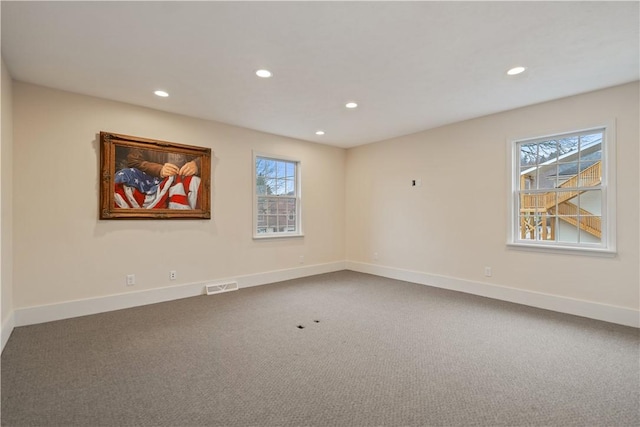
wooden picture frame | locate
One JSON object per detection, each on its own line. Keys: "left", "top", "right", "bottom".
{"left": 100, "top": 132, "right": 211, "bottom": 219}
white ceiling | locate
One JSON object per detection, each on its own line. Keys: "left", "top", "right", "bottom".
{"left": 2, "top": 2, "right": 638, "bottom": 148}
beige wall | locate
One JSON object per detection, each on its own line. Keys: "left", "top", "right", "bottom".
{"left": 346, "top": 82, "right": 639, "bottom": 310}
{"left": 9, "top": 80, "right": 639, "bottom": 317}
{"left": 12, "top": 83, "right": 345, "bottom": 308}
{"left": 1, "top": 59, "right": 14, "bottom": 327}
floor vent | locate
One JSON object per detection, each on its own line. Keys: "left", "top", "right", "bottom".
{"left": 205, "top": 281, "right": 239, "bottom": 296}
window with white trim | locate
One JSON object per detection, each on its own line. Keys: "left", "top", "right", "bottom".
{"left": 253, "top": 153, "right": 302, "bottom": 238}
{"left": 509, "top": 126, "right": 616, "bottom": 253}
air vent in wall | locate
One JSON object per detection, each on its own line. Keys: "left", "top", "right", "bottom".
{"left": 205, "top": 281, "right": 239, "bottom": 296}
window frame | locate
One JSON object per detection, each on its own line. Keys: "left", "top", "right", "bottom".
{"left": 507, "top": 123, "right": 616, "bottom": 256}
{"left": 252, "top": 151, "right": 303, "bottom": 239}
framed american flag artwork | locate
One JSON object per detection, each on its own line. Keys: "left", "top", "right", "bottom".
{"left": 99, "top": 132, "right": 211, "bottom": 219}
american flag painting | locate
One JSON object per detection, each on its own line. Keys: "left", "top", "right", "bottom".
{"left": 100, "top": 131, "right": 211, "bottom": 219}
{"left": 114, "top": 168, "right": 201, "bottom": 210}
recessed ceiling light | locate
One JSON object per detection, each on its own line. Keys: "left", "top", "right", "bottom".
{"left": 345, "top": 102, "right": 358, "bottom": 109}
{"left": 315, "top": 130, "right": 325, "bottom": 136}
{"left": 154, "top": 90, "right": 169, "bottom": 97}
{"left": 256, "top": 69, "right": 272, "bottom": 78}
{"left": 507, "top": 66, "right": 526, "bottom": 76}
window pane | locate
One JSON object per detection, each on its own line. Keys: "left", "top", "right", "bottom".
{"left": 519, "top": 172, "right": 534, "bottom": 190}
{"left": 579, "top": 161, "right": 601, "bottom": 187}
{"left": 580, "top": 133, "right": 603, "bottom": 154}
{"left": 256, "top": 157, "right": 279, "bottom": 196}
{"left": 286, "top": 198, "right": 296, "bottom": 215}
{"left": 285, "top": 179, "right": 295, "bottom": 195}
{"left": 519, "top": 143, "right": 540, "bottom": 168}
{"left": 287, "top": 199, "right": 297, "bottom": 231}
{"left": 286, "top": 162, "right": 295, "bottom": 179}
{"left": 257, "top": 197, "right": 268, "bottom": 214}
{"left": 521, "top": 170, "right": 542, "bottom": 190}
{"left": 579, "top": 230, "right": 601, "bottom": 244}
{"left": 538, "top": 140, "right": 560, "bottom": 163}
{"left": 547, "top": 216, "right": 558, "bottom": 240}
{"left": 519, "top": 192, "right": 547, "bottom": 213}
{"left": 257, "top": 158, "right": 275, "bottom": 178}
{"left": 271, "top": 178, "right": 282, "bottom": 195}
{"left": 267, "top": 215, "right": 278, "bottom": 232}
{"left": 556, "top": 191, "right": 582, "bottom": 215}
{"left": 256, "top": 158, "right": 266, "bottom": 176}
{"left": 557, "top": 217, "right": 579, "bottom": 243}
{"left": 521, "top": 212, "right": 552, "bottom": 241}
{"left": 277, "top": 215, "right": 288, "bottom": 232}
{"left": 577, "top": 190, "right": 601, "bottom": 216}
{"left": 578, "top": 214, "right": 602, "bottom": 243}
{"left": 557, "top": 136, "right": 580, "bottom": 157}
{"left": 536, "top": 164, "right": 558, "bottom": 189}
{"left": 268, "top": 160, "right": 278, "bottom": 178}
{"left": 519, "top": 214, "right": 556, "bottom": 241}
{"left": 557, "top": 162, "right": 579, "bottom": 187}
{"left": 539, "top": 214, "right": 552, "bottom": 240}
{"left": 270, "top": 179, "right": 277, "bottom": 196}
{"left": 519, "top": 214, "right": 543, "bottom": 240}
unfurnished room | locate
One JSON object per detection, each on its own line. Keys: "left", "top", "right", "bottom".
{"left": 0, "top": 2, "right": 638, "bottom": 426}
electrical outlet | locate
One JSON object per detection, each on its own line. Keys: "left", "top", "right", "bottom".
{"left": 126, "top": 274, "right": 135, "bottom": 286}
{"left": 299, "top": 255, "right": 305, "bottom": 264}
{"left": 373, "top": 252, "right": 379, "bottom": 261}
{"left": 484, "top": 267, "right": 492, "bottom": 277}
{"left": 170, "top": 270, "right": 177, "bottom": 280}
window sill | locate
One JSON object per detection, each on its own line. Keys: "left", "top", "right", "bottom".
{"left": 253, "top": 233, "right": 305, "bottom": 240}
{"left": 507, "top": 242, "right": 616, "bottom": 257}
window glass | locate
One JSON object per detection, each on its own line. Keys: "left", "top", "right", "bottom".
{"left": 254, "top": 155, "right": 301, "bottom": 237}
{"left": 511, "top": 128, "right": 612, "bottom": 252}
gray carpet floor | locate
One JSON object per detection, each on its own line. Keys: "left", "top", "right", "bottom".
{"left": 1, "top": 271, "right": 639, "bottom": 426}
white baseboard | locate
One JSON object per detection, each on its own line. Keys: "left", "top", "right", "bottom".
{"left": 346, "top": 261, "right": 640, "bottom": 328}
{"left": 14, "top": 261, "right": 346, "bottom": 327}
{"left": 11, "top": 260, "right": 637, "bottom": 329}
{"left": 1, "top": 311, "right": 15, "bottom": 352}
{"left": 238, "top": 261, "right": 346, "bottom": 288}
